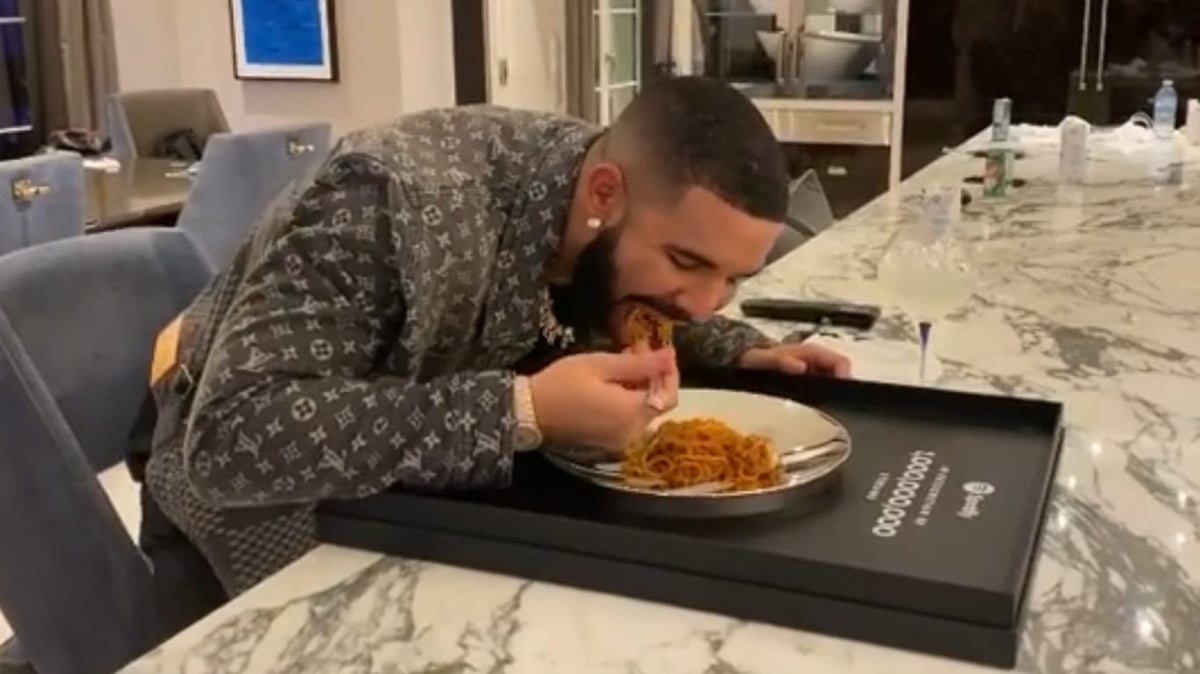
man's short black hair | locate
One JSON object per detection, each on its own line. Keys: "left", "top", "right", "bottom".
{"left": 606, "top": 76, "right": 788, "bottom": 222}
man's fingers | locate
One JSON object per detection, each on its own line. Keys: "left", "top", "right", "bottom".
{"left": 803, "top": 345, "right": 852, "bottom": 377}
{"left": 592, "top": 349, "right": 674, "bottom": 384}
{"left": 658, "top": 357, "right": 680, "bottom": 409}
{"left": 598, "top": 387, "right": 662, "bottom": 446}
{"left": 777, "top": 354, "right": 809, "bottom": 375}
{"left": 832, "top": 355, "right": 852, "bottom": 378}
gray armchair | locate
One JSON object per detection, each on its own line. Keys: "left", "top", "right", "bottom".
{"left": 176, "top": 123, "right": 332, "bottom": 270}
{"left": 104, "top": 88, "right": 230, "bottom": 161}
{"left": 0, "top": 228, "right": 212, "bottom": 674}
{"left": 766, "top": 169, "right": 837, "bottom": 265}
{"left": 0, "top": 153, "right": 85, "bottom": 258}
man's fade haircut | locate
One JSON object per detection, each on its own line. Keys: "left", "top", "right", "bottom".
{"left": 604, "top": 76, "right": 789, "bottom": 222}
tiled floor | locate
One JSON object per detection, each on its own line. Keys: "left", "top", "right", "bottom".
{"left": 0, "top": 465, "right": 141, "bottom": 645}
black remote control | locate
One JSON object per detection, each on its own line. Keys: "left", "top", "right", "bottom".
{"left": 739, "top": 298, "right": 880, "bottom": 331}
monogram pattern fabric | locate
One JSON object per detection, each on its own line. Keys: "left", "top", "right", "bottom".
{"left": 144, "top": 106, "right": 774, "bottom": 594}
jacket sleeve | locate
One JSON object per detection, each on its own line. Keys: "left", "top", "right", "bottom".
{"left": 673, "top": 316, "right": 775, "bottom": 371}
{"left": 181, "top": 154, "right": 517, "bottom": 508}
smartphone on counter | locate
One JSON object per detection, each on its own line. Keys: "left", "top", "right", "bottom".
{"left": 739, "top": 298, "right": 881, "bottom": 331}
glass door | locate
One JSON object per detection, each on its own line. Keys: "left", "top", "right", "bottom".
{"left": 691, "top": 0, "right": 799, "bottom": 96}
{"left": 1073, "top": 0, "right": 1200, "bottom": 126}
{"left": 595, "top": 0, "right": 642, "bottom": 124}
{"left": 689, "top": 0, "right": 893, "bottom": 101}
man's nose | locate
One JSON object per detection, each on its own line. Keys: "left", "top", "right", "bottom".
{"left": 676, "top": 280, "right": 730, "bottom": 321}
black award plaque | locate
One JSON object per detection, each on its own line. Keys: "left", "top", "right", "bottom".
{"left": 318, "top": 371, "right": 1063, "bottom": 668}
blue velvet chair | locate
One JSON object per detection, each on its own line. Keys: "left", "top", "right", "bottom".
{"left": 104, "top": 89, "right": 230, "bottom": 162}
{"left": 0, "top": 228, "right": 212, "bottom": 674}
{"left": 0, "top": 153, "right": 85, "bottom": 258}
{"left": 176, "top": 123, "right": 332, "bottom": 270}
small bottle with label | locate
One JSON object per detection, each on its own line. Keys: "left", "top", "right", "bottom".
{"left": 991, "top": 98, "right": 1012, "bottom": 144}
{"left": 983, "top": 150, "right": 1014, "bottom": 197}
{"left": 1059, "top": 117, "right": 1089, "bottom": 185}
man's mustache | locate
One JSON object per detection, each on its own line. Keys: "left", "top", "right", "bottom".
{"left": 625, "top": 295, "right": 690, "bottom": 323}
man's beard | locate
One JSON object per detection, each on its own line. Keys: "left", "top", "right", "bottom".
{"left": 550, "top": 226, "right": 621, "bottom": 338}
{"left": 550, "top": 226, "right": 686, "bottom": 341}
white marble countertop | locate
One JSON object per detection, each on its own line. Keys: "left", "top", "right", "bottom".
{"left": 121, "top": 134, "right": 1200, "bottom": 674}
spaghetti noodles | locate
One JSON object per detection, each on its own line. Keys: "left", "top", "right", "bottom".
{"left": 624, "top": 304, "right": 674, "bottom": 350}
{"left": 622, "top": 418, "right": 783, "bottom": 491}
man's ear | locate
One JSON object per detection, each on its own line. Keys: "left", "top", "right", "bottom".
{"left": 584, "top": 161, "right": 628, "bottom": 223}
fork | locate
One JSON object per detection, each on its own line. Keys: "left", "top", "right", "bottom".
{"left": 646, "top": 377, "right": 668, "bottom": 411}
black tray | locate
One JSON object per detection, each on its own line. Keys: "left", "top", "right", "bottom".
{"left": 317, "top": 370, "right": 1064, "bottom": 669}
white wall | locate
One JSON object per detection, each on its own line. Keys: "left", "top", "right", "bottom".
{"left": 109, "top": 0, "right": 457, "bottom": 136}
{"left": 395, "top": 1, "right": 457, "bottom": 115}
{"left": 109, "top": 0, "right": 180, "bottom": 90}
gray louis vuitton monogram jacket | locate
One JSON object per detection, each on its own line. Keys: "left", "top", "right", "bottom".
{"left": 144, "top": 106, "right": 774, "bottom": 594}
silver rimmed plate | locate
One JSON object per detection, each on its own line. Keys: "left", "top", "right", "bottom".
{"left": 542, "top": 389, "right": 852, "bottom": 519}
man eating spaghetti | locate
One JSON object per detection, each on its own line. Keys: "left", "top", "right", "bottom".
{"left": 134, "top": 76, "right": 851, "bottom": 634}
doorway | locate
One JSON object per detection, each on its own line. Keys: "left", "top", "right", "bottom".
{"left": 484, "top": 0, "right": 566, "bottom": 113}
{"left": 451, "top": 0, "right": 487, "bottom": 105}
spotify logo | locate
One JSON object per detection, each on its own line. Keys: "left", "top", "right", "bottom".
{"left": 963, "top": 481, "right": 996, "bottom": 496}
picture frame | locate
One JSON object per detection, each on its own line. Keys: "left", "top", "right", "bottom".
{"left": 229, "top": 0, "right": 339, "bottom": 82}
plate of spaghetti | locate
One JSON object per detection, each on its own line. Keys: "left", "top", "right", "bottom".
{"left": 543, "top": 389, "right": 851, "bottom": 518}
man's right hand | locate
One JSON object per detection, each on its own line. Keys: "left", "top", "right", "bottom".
{"left": 530, "top": 350, "right": 679, "bottom": 450}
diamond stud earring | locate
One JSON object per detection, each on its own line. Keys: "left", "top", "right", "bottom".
{"left": 586, "top": 217, "right": 602, "bottom": 230}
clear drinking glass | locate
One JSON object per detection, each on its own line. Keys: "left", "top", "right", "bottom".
{"left": 876, "top": 193, "right": 975, "bottom": 384}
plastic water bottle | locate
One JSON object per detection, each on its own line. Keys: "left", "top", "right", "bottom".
{"left": 1153, "top": 79, "right": 1178, "bottom": 139}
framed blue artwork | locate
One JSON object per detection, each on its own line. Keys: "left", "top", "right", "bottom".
{"left": 229, "top": 0, "right": 338, "bottom": 81}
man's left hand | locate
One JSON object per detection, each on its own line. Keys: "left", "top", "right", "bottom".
{"left": 737, "top": 342, "right": 852, "bottom": 378}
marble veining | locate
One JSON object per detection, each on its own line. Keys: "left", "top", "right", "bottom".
{"left": 122, "top": 134, "right": 1200, "bottom": 673}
